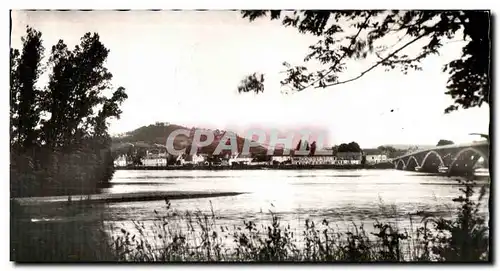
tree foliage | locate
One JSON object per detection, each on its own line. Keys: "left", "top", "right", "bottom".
{"left": 10, "top": 26, "right": 127, "bottom": 197}
{"left": 337, "top": 141, "right": 362, "bottom": 153}
{"left": 239, "top": 10, "right": 490, "bottom": 113}
{"left": 10, "top": 27, "right": 44, "bottom": 151}
{"left": 437, "top": 139, "right": 455, "bottom": 146}
{"left": 421, "top": 179, "right": 489, "bottom": 261}
{"left": 237, "top": 72, "right": 265, "bottom": 94}
{"left": 377, "top": 145, "right": 397, "bottom": 153}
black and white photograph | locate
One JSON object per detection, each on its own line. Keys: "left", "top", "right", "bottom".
{"left": 8, "top": 7, "right": 492, "bottom": 263}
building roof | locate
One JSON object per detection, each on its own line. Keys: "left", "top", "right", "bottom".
{"left": 336, "top": 152, "right": 362, "bottom": 158}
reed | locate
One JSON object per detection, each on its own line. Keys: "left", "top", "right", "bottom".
{"left": 108, "top": 179, "right": 489, "bottom": 262}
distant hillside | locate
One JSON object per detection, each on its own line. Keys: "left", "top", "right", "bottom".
{"left": 112, "top": 123, "right": 187, "bottom": 146}
{"left": 379, "top": 144, "right": 435, "bottom": 150}
{"left": 112, "top": 125, "right": 439, "bottom": 158}
{"left": 112, "top": 122, "right": 268, "bottom": 155}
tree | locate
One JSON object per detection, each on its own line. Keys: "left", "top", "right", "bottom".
{"left": 39, "top": 32, "right": 127, "bottom": 150}
{"left": 337, "top": 143, "right": 348, "bottom": 152}
{"left": 309, "top": 141, "right": 317, "bottom": 156}
{"left": 378, "top": 145, "right": 397, "bottom": 157}
{"left": 347, "top": 141, "right": 361, "bottom": 152}
{"left": 10, "top": 27, "right": 128, "bottom": 197}
{"left": 337, "top": 142, "right": 362, "bottom": 153}
{"left": 437, "top": 139, "right": 455, "bottom": 146}
{"left": 10, "top": 27, "right": 44, "bottom": 151}
{"left": 239, "top": 10, "right": 490, "bottom": 113}
{"left": 237, "top": 72, "right": 265, "bottom": 93}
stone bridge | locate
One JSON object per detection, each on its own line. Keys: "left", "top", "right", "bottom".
{"left": 392, "top": 141, "right": 489, "bottom": 176}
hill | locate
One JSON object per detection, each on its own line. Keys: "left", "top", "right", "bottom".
{"left": 111, "top": 122, "right": 268, "bottom": 156}
{"left": 377, "top": 144, "right": 435, "bottom": 151}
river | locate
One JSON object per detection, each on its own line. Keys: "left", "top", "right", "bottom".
{"left": 16, "top": 168, "right": 490, "bottom": 260}
{"left": 99, "top": 169, "right": 489, "bottom": 239}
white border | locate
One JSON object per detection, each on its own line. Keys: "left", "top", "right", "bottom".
{"left": 2, "top": 1, "right": 499, "bottom": 270}
{"left": 5, "top": 0, "right": 499, "bottom": 10}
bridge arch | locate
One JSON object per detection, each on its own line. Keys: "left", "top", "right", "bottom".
{"left": 448, "top": 147, "right": 489, "bottom": 175}
{"left": 396, "top": 159, "right": 406, "bottom": 170}
{"left": 405, "top": 156, "right": 420, "bottom": 171}
{"left": 421, "top": 150, "right": 445, "bottom": 170}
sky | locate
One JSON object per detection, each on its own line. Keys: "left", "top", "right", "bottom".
{"left": 10, "top": 10, "right": 490, "bottom": 148}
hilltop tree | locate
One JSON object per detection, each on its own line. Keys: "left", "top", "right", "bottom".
{"left": 238, "top": 10, "right": 490, "bottom": 113}
{"left": 437, "top": 139, "right": 455, "bottom": 146}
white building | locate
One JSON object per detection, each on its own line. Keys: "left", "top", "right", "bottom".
{"left": 141, "top": 156, "right": 167, "bottom": 166}
{"left": 336, "top": 152, "right": 363, "bottom": 165}
{"left": 362, "top": 149, "right": 389, "bottom": 165}
{"left": 177, "top": 153, "right": 206, "bottom": 166}
{"left": 192, "top": 153, "right": 205, "bottom": 164}
{"left": 272, "top": 156, "right": 292, "bottom": 164}
{"left": 229, "top": 153, "right": 253, "bottom": 165}
{"left": 291, "top": 155, "right": 337, "bottom": 165}
{"left": 114, "top": 155, "right": 128, "bottom": 167}
{"left": 365, "top": 154, "right": 389, "bottom": 164}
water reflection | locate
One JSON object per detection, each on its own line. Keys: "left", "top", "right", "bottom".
{"left": 25, "top": 169, "right": 489, "bottom": 241}
{"left": 101, "top": 169, "right": 488, "bottom": 228}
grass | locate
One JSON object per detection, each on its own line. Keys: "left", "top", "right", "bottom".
{"left": 107, "top": 179, "right": 490, "bottom": 262}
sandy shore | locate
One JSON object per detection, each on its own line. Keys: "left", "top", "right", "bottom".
{"left": 13, "top": 191, "right": 247, "bottom": 206}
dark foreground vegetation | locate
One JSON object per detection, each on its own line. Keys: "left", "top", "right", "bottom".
{"left": 10, "top": 27, "right": 127, "bottom": 197}
{"left": 11, "top": 179, "right": 490, "bottom": 262}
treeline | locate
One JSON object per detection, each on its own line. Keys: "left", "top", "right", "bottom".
{"left": 10, "top": 27, "right": 127, "bottom": 197}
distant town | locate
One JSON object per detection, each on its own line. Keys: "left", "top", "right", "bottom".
{"left": 114, "top": 148, "right": 393, "bottom": 169}
{"left": 111, "top": 122, "right": 417, "bottom": 170}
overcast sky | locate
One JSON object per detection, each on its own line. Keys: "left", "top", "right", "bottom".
{"left": 11, "top": 10, "right": 490, "bottom": 148}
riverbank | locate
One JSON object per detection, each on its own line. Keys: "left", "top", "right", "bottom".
{"left": 10, "top": 190, "right": 247, "bottom": 262}
{"left": 116, "top": 162, "right": 395, "bottom": 171}
{"left": 13, "top": 191, "right": 246, "bottom": 206}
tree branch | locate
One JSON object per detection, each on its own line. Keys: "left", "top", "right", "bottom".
{"left": 317, "top": 30, "right": 431, "bottom": 88}
{"left": 294, "top": 14, "right": 373, "bottom": 92}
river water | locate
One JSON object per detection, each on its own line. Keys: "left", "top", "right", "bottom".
{"left": 99, "top": 169, "right": 489, "bottom": 240}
